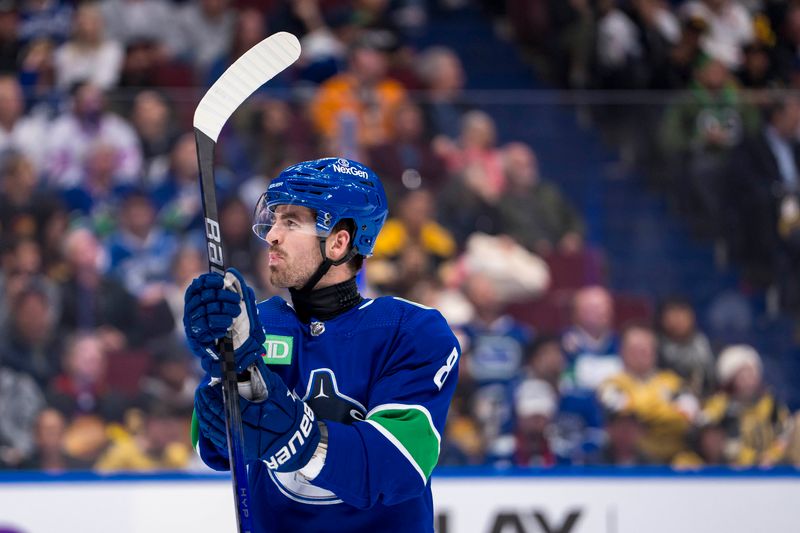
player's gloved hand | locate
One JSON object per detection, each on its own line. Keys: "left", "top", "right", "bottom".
{"left": 184, "top": 268, "right": 266, "bottom": 377}
{"left": 194, "top": 378, "right": 229, "bottom": 455}
{"left": 195, "top": 361, "right": 321, "bottom": 472}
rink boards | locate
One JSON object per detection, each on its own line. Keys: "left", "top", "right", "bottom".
{"left": 0, "top": 467, "right": 798, "bottom": 533}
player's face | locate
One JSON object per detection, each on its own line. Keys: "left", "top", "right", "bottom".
{"left": 263, "top": 205, "right": 323, "bottom": 289}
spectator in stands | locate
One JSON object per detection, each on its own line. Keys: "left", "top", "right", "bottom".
{"left": 701, "top": 344, "right": 792, "bottom": 466}
{"left": 152, "top": 133, "right": 205, "bottom": 234}
{"left": 18, "top": 408, "right": 90, "bottom": 471}
{"left": 159, "top": 243, "right": 204, "bottom": 341}
{"left": 774, "top": 3, "right": 800, "bottom": 87}
{"left": 416, "top": 46, "right": 467, "bottom": 140}
{"left": 737, "top": 41, "right": 781, "bottom": 90}
{"left": 44, "top": 82, "right": 142, "bottom": 189}
{"left": 206, "top": 7, "right": 271, "bottom": 88}
{"left": 629, "top": 0, "right": 681, "bottom": 76}
{"left": 174, "top": 0, "right": 236, "bottom": 76}
{"left": 597, "top": 409, "right": 649, "bottom": 466}
{"left": 115, "top": 38, "right": 187, "bottom": 91}
{"left": 659, "top": 54, "right": 760, "bottom": 235}
{"left": 727, "top": 94, "right": 800, "bottom": 310}
{"left": 218, "top": 195, "right": 260, "bottom": 282}
{"left": 594, "top": 0, "right": 647, "bottom": 90}
{"left": 679, "top": 0, "right": 754, "bottom": 70}
{"left": 60, "top": 143, "right": 134, "bottom": 237}
{"left": 0, "top": 75, "right": 49, "bottom": 172}
{"left": 0, "top": 353, "right": 45, "bottom": 469}
{"left": 0, "top": 153, "right": 63, "bottom": 244}
{"left": 58, "top": 226, "right": 139, "bottom": 349}
{"left": 140, "top": 339, "right": 197, "bottom": 417}
{"left": 498, "top": 142, "right": 585, "bottom": 256}
{"left": 512, "top": 379, "right": 557, "bottom": 467}
{"left": 47, "top": 331, "right": 128, "bottom": 421}
{"left": 18, "top": 0, "right": 73, "bottom": 45}
{"left": 651, "top": 13, "right": 708, "bottom": 90}
{"left": 310, "top": 31, "right": 408, "bottom": 152}
{"left": 18, "top": 37, "right": 58, "bottom": 108}
{"left": 458, "top": 272, "right": 533, "bottom": 464}
{"left": 784, "top": 410, "right": 800, "bottom": 467}
{"left": 561, "top": 285, "right": 622, "bottom": 390}
{"left": 657, "top": 297, "right": 716, "bottom": 397}
{"left": 455, "top": 233, "right": 551, "bottom": 304}
{"left": 129, "top": 90, "right": 178, "bottom": 188}
{"left": 94, "top": 404, "right": 191, "bottom": 471}
{"left": 672, "top": 417, "right": 729, "bottom": 468}
{"left": 106, "top": 189, "right": 178, "bottom": 300}
{"left": 290, "top": 2, "right": 352, "bottom": 84}
{"left": 100, "top": 0, "right": 180, "bottom": 54}
{"left": 437, "top": 110, "right": 506, "bottom": 198}
{"left": 369, "top": 188, "right": 456, "bottom": 296}
{"left": 53, "top": 2, "right": 123, "bottom": 90}
{"left": 242, "top": 99, "right": 314, "bottom": 180}
{"left": 0, "top": 281, "right": 62, "bottom": 389}
{"left": 437, "top": 112, "right": 507, "bottom": 243}
{"left": 541, "top": 0, "right": 595, "bottom": 89}
{"left": 59, "top": 413, "right": 108, "bottom": 466}
{"left": 366, "top": 101, "right": 448, "bottom": 195}
{"left": 598, "top": 324, "right": 698, "bottom": 463}
{"left": 440, "top": 388, "right": 484, "bottom": 466}
{"left": 0, "top": 237, "right": 60, "bottom": 330}
{"left": 523, "top": 336, "right": 604, "bottom": 464}
{"left": 0, "top": 2, "right": 20, "bottom": 74}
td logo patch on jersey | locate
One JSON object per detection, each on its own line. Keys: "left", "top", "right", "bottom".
{"left": 262, "top": 334, "right": 293, "bottom": 365}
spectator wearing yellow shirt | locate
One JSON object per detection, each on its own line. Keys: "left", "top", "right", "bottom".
{"left": 598, "top": 324, "right": 698, "bottom": 463}
{"left": 672, "top": 418, "right": 728, "bottom": 469}
{"left": 699, "top": 345, "right": 793, "bottom": 467}
{"left": 94, "top": 406, "right": 191, "bottom": 472}
{"left": 368, "top": 189, "right": 455, "bottom": 295}
{"left": 310, "top": 32, "right": 407, "bottom": 151}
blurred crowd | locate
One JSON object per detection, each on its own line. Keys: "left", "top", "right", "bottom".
{"left": 504, "top": 0, "right": 800, "bottom": 315}
{"left": 0, "top": 0, "right": 799, "bottom": 474}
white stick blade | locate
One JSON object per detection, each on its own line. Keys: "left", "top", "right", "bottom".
{"left": 193, "top": 32, "right": 301, "bottom": 141}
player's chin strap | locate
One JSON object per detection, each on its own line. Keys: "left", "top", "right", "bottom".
{"left": 290, "top": 240, "right": 361, "bottom": 323}
{"left": 296, "top": 240, "right": 358, "bottom": 294}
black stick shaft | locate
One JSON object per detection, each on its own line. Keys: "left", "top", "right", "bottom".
{"left": 195, "top": 128, "right": 253, "bottom": 533}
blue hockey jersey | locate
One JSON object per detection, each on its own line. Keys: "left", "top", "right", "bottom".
{"left": 194, "top": 295, "right": 460, "bottom": 533}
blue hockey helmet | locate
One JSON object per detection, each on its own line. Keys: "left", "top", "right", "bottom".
{"left": 252, "top": 157, "right": 389, "bottom": 257}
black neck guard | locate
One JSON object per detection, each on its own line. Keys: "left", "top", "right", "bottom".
{"left": 289, "top": 276, "right": 362, "bottom": 323}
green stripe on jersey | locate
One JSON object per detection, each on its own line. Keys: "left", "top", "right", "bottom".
{"left": 191, "top": 409, "right": 199, "bottom": 451}
{"left": 366, "top": 405, "right": 440, "bottom": 481}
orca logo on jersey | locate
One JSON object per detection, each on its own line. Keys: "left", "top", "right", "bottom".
{"left": 264, "top": 400, "right": 316, "bottom": 470}
{"left": 304, "top": 369, "right": 366, "bottom": 424}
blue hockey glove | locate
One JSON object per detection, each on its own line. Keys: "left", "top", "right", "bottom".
{"left": 184, "top": 268, "right": 266, "bottom": 377}
{"left": 194, "top": 379, "right": 228, "bottom": 455}
{"left": 195, "top": 362, "right": 321, "bottom": 472}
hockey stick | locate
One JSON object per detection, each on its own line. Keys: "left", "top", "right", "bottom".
{"left": 193, "top": 32, "right": 301, "bottom": 533}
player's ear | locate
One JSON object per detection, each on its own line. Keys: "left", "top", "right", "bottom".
{"left": 326, "top": 227, "right": 351, "bottom": 261}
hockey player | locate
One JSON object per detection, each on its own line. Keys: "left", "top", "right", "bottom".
{"left": 185, "top": 158, "right": 460, "bottom": 532}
